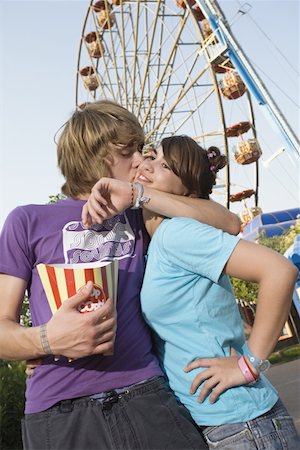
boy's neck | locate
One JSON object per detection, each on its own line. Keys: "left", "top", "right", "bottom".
{"left": 76, "top": 194, "right": 90, "bottom": 200}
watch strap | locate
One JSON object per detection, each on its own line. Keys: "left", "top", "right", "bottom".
{"left": 242, "top": 342, "right": 270, "bottom": 373}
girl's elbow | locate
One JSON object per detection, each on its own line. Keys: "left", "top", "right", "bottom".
{"left": 229, "top": 214, "right": 242, "bottom": 236}
{"left": 290, "top": 263, "right": 299, "bottom": 284}
{"left": 281, "top": 261, "right": 298, "bottom": 286}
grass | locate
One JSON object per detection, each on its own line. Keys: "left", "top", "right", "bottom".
{"left": 269, "top": 343, "right": 300, "bottom": 365}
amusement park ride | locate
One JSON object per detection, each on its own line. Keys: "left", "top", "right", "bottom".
{"left": 75, "top": 0, "right": 300, "bottom": 231}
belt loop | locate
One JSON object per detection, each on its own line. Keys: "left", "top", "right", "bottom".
{"left": 59, "top": 399, "right": 73, "bottom": 413}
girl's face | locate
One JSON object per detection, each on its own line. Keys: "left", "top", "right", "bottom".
{"left": 135, "top": 146, "right": 187, "bottom": 195}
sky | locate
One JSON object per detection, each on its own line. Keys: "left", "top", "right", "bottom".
{"left": 0, "top": 0, "right": 299, "bottom": 230}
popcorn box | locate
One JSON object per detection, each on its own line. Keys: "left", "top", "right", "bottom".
{"left": 37, "top": 260, "right": 118, "bottom": 315}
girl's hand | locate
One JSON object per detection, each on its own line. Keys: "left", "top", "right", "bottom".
{"left": 82, "top": 178, "right": 133, "bottom": 227}
{"left": 183, "top": 350, "right": 247, "bottom": 404}
{"left": 25, "top": 358, "right": 42, "bottom": 376}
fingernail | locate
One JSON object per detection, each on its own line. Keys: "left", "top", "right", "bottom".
{"left": 78, "top": 284, "right": 88, "bottom": 293}
{"left": 78, "top": 282, "right": 91, "bottom": 294}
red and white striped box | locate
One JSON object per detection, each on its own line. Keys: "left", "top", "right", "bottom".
{"left": 37, "top": 260, "right": 118, "bottom": 315}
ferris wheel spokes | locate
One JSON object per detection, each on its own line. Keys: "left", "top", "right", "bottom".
{"left": 77, "top": 0, "right": 265, "bottom": 220}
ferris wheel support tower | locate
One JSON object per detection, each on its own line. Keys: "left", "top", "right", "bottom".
{"left": 196, "top": 0, "right": 300, "bottom": 158}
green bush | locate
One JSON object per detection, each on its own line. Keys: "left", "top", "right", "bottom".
{"left": 0, "top": 360, "right": 26, "bottom": 450}
{"left": 0, "top": 298, "right": 29, "bottom": 449}
{"left": 269, "top": 344, "right": 300, "bottom": 365}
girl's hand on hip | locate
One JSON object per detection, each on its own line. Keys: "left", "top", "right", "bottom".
{"left": 183, "top": 350, "right": 247, "bottom": 404}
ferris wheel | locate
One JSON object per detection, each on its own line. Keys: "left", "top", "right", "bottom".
{"left": 75, "top": 0, "right": 293, "bottom": 229}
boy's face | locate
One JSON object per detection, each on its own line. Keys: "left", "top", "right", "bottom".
{"left": 108, "top": 143, "right": 144, "bottom": 182}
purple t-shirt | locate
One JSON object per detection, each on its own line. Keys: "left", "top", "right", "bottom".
{"left": 0, "top": 198, "right": 162, "bottom": 413}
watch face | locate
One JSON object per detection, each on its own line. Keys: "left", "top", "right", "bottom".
{"left": 259, "top": 360, "right": 271, "bottom": 373}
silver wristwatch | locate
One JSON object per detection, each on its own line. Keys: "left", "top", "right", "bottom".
{"left": 242, "top": 342, "right": 271, "bottom": 374}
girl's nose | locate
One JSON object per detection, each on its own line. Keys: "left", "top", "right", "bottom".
{"left": 140, "top": 157, "right": 154, "bottom": 172}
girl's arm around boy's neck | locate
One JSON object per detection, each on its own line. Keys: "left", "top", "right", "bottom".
{"left": 142, "top": 186, "right": 241, "bottom": 236}
{"left": 81, "top": 177, "right": 241, "bottom": 236}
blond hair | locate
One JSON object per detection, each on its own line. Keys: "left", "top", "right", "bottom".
{"left": 57, "top": 100, "right": 144, "bottom": 198}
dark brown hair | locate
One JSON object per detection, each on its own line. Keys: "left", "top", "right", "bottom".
{"left": 161, "top": 135, "right": 226, "bottom": 199}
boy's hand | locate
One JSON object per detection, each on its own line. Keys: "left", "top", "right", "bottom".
{"left": 46, "top": 281, "right": 117, "bottom": 359}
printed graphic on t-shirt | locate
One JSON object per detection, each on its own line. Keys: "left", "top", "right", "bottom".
{"left": 63, "top": 213, "right": 135, "bottom": 264}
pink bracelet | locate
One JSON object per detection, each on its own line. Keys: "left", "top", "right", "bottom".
{"left": 238, "top": 355, "right": 257, "bottom": 384}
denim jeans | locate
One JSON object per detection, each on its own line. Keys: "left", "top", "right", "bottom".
{"left": 22, "top": 376, "right": 207, "bottom": 449}
{"left": 201, "top": 399, "right": 299, "bottom": 449}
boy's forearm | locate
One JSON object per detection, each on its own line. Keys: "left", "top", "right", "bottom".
{"left": 142, "top": 186, "right": 241, "bottom": 235}
{"left": 0, "top": 319, "right": 43, "bottom": 361}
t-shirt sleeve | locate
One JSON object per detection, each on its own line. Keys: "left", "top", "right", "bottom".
{"left": 0, "top": 207, "right": 33, "bottom": 281}
{"left": 157, "top": 217, "right": 240, "bottom": 283}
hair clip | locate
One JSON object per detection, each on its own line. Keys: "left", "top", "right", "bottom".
{"left": 210, "top": 165, "right": 217, "bottom": 173}
{"left": 207, "top": 151, "right": 217, "bottom": 159}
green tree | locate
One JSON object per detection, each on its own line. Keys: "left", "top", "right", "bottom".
{"left": 48, "top": 193, "right": 65, "bottom": 204}
{"left": 258, "top": 220, "right": 300, "bottom": 255}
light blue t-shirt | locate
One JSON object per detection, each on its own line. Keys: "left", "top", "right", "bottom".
{"left": 141, "top": 217, "right": 278, "bottom": 426}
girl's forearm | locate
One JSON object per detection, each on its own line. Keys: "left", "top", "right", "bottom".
{"left": 142, "top": 186, "right": 241, "bottom": 235}
{"left": 247, "top": 265, "right": 297, "bottom": 360}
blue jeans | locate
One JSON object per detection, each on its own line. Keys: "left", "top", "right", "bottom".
{"left": 202, "top": 399, "right": 299, "bottom": 449}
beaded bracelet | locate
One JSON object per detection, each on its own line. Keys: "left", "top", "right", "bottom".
{"left": 237, "top": 355, "right": 257, "bottom": 384}
{"left": 130, "top": 182, "right": 135, "bottom": 208}
{"left": 40, "top": 324, "right": 52, "bottom": 355}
